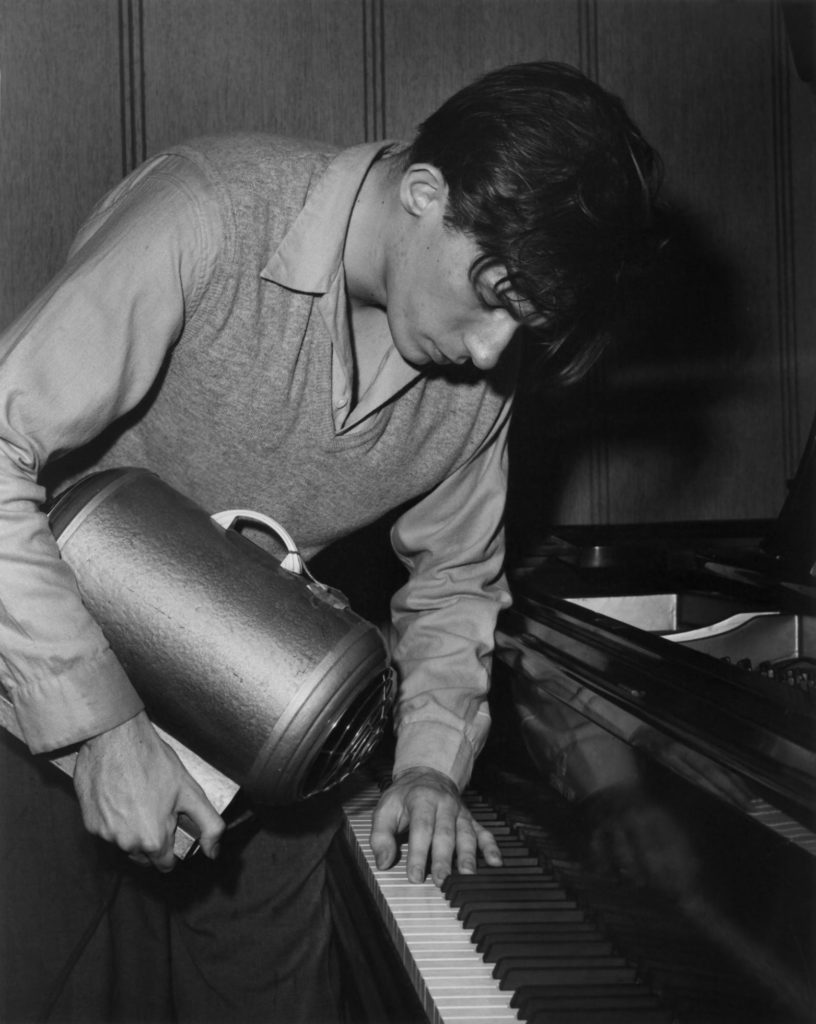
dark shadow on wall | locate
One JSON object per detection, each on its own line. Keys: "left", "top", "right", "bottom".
{"left": 505, "top": 203, "right": 749, "bottom": 556}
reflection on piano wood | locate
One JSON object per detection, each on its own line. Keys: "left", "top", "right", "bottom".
{"left": 475, "top": 761, "right": 816, "bottom": 1024}
{"left": 486, "top": 576, "right": 815, "bottom": 1022}
{"left": 496, "top": 593, "right": 816, "bottom": 837}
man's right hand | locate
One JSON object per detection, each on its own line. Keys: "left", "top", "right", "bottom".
{"left": 73, "top": 710, "right": 225, "bottom": 871}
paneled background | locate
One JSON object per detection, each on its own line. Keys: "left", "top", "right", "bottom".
{"left": 1, "top": 0, "right": 814, "bottom": 537}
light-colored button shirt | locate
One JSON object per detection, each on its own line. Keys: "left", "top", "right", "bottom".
{"left": 0, "top": 140, "right": 513, "bottom": 790}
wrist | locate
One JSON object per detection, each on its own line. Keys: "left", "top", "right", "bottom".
{"left": 82, "top": 709, "right": 152, "bottom": 752}
{"left": 391, "top": 765, "right": 459, "bottom": 793}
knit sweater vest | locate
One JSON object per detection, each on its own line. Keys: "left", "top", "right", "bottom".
{"left": 86, "top": 134, "right": 514, "bottom": 558}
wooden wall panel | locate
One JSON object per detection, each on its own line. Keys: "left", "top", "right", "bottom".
{"left": 504, "top": 0, "right": 814, "bottom": 531}
{"left": 140, "top": 0, "right": 366, "bottom": 156}
{"left": 0, "top": 0, "right": 122, "bottom": 329}
{"left": 594, "top": 0, "right": 789, "bottom": 523}
{"left": 379, "top": 0, "right": 581, "bottom": 140}
{"left": 788, "top": 18, "right": 816, "bottom": 469}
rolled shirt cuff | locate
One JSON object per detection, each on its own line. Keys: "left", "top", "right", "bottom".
{"left": 1, "top": 642, "right": 144, "bottom": 753}
{"left": 392, "top": 719, "right": 480, "bottom": 792}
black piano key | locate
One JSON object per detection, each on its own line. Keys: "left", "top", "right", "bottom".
{"left": 485, "top": 855, "right": 543, "bottom": 867}
{"left": 482, "top": 938, "right": 615, "bottom": 964}
{"left": 488, "top": 837, "right": 528, "bottom": 850}
{"left": 472, "top": 816, "right": 514, "bottom": 830}
{"left": 449, "top": 886, "right": 572, "bottom": 908}
{"left": 642, "top": 963, "right": 756, "bottom": 998}
{"left": 494, "top": 952, "right": 628, "bottom": 978}
{"left": 443, "top": 874, "right": 560, "bottom": 898}
{"left": 488, "top": 840, "right": 538, "bottom": 854}
{"left": 476, "top": 823, "right": 515, "bottom": 836}
{"left": 602, "top": 935, "right": 723, "bottom": 970}
{"left": 512, "top": 982, "right": 656, "bottom": 1014}
{"left": 463, "top": 797, "right": 499, "bottom": 809}
{"left": 458, "top": 893, "right": 576, "bottom": 907}
{"left": 501, "top": 962, "right": 639, "bottom": 991}
{"left": 460, "top": 902, "right": 583, "bottom": 928}
{"left": 527, "top": 1007, "right": 672, "bottom": 1024}
{"left": 519, "top": 989, "right": 664, "bottom": 1014}
{"left": 460, "top": 865, "right": 553, "bottom": 878}
{"left": 446, "top": 876, "right": 561, "bottom": 892}
{"left": 475, "top": 923, "right": 603, "bottom": 953}
{"left": 472, "top": 918, "right": 597, "bottom": 947}
{"left": 596, "top": 912, "right": 705, "bottom": 945}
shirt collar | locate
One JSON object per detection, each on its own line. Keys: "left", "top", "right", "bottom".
{"left": 260, "top": 141, "right": 393, "bottom": 295}
{"left": 260, "top": 140, "right": 422, "bottom": 433}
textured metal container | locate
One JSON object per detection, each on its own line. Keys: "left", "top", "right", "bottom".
{"left": 47, "top": 468, "right": 393, "bottom": 804}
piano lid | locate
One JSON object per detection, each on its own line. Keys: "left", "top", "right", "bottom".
{"left": 496, "top": 593, "right": 816, "bottom": 820}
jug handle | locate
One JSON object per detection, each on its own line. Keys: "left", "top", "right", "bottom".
{"left": 211, "top": 509, "right": 306, "bottom": 575}
{"left": 211, "top": 509, "right": 350, "bottom": 610}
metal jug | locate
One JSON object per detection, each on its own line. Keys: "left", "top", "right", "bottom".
{"left": 47, "top": 468, "right": 394, "bottom": 804}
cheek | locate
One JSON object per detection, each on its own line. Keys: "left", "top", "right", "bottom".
{"left": 389, "top": 250, "right": 465, "bottom": 339}
{"left": 417, "top": 265, "right": 462, "bottom": 323}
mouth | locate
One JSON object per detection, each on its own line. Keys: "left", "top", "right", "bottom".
{"left": 427, "top": 339, "right": 460, "bottom": 365}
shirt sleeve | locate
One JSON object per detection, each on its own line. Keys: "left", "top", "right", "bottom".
{"left": 388, "top": 398, "right": 514, "bottom": 791}
{"left": 0, "top": 155, "right": 221, "bottom": 752}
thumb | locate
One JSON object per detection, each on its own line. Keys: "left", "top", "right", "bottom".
{"left": 177, "top": 783, "right": 226, "bottom": 860}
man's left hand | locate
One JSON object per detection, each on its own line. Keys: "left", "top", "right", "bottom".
{"left": 369, "top": 767, "right": 503, "bottom": 886}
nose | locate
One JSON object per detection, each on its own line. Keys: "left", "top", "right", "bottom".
{"left": 464, "top": 311, "right": 518, "bottom": 370}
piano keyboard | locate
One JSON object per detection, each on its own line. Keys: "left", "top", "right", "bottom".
{"left": 343, "top": 784, "right": 518, "bottom": 1022}
{"left": 745, "top": 797, "right": 816, "bottom": 856}
{"left": 342, "top": 783, "right": 670, "bottom": 1024}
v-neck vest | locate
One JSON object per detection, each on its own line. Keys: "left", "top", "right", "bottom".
{"left": 90, "top": 134, "right": 514, "bottom": 557}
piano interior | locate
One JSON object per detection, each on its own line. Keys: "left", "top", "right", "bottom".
{"left": 329, "top": 512, "right": 816, "bottom": 1024}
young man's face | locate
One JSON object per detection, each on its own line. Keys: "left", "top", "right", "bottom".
{"left": 384, "top": 171, "right": 523, "bottom": 371}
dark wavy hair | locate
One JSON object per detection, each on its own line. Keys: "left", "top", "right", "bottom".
{"left": 408, "top": 61, "right": 664, "bottom": 383}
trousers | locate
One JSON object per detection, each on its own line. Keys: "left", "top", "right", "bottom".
{"left": 0, "top": 732, "right": 344, "bottom": 1024}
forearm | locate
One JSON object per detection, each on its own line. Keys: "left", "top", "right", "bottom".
{"left": 388, "top": 414, "right": 513, "bottom": 789}
{"left": 0, "top": 154, "right": 217, "bottom": 751}
{"left": 0, "top": 452, "right": 143, "bottom": 750}
{"left": 390, "top": 606, "right": 505, "bottom": 790}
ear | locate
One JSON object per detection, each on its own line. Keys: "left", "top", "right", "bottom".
{"left": 398, "top": 163, "right": 448, "bottom": 219}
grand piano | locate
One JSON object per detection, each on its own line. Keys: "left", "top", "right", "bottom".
{"left": 328, "top": 421, "right": 816, "bottom": 1024}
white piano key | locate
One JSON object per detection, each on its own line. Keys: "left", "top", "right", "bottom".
{"left": 746, "top": 799, "right": 816, "bottom": 854}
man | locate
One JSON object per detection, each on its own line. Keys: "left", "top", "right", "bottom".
{"left": 0, "top": 62, "right": 661, "bottom": 1021}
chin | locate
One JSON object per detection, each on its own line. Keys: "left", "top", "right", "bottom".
{"left": 395, "top": 340, "right": 433, "bottom": 368}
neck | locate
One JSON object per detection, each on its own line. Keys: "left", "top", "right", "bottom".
{"left": 343, "top": 152, "right": 402, "bottom": 310}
